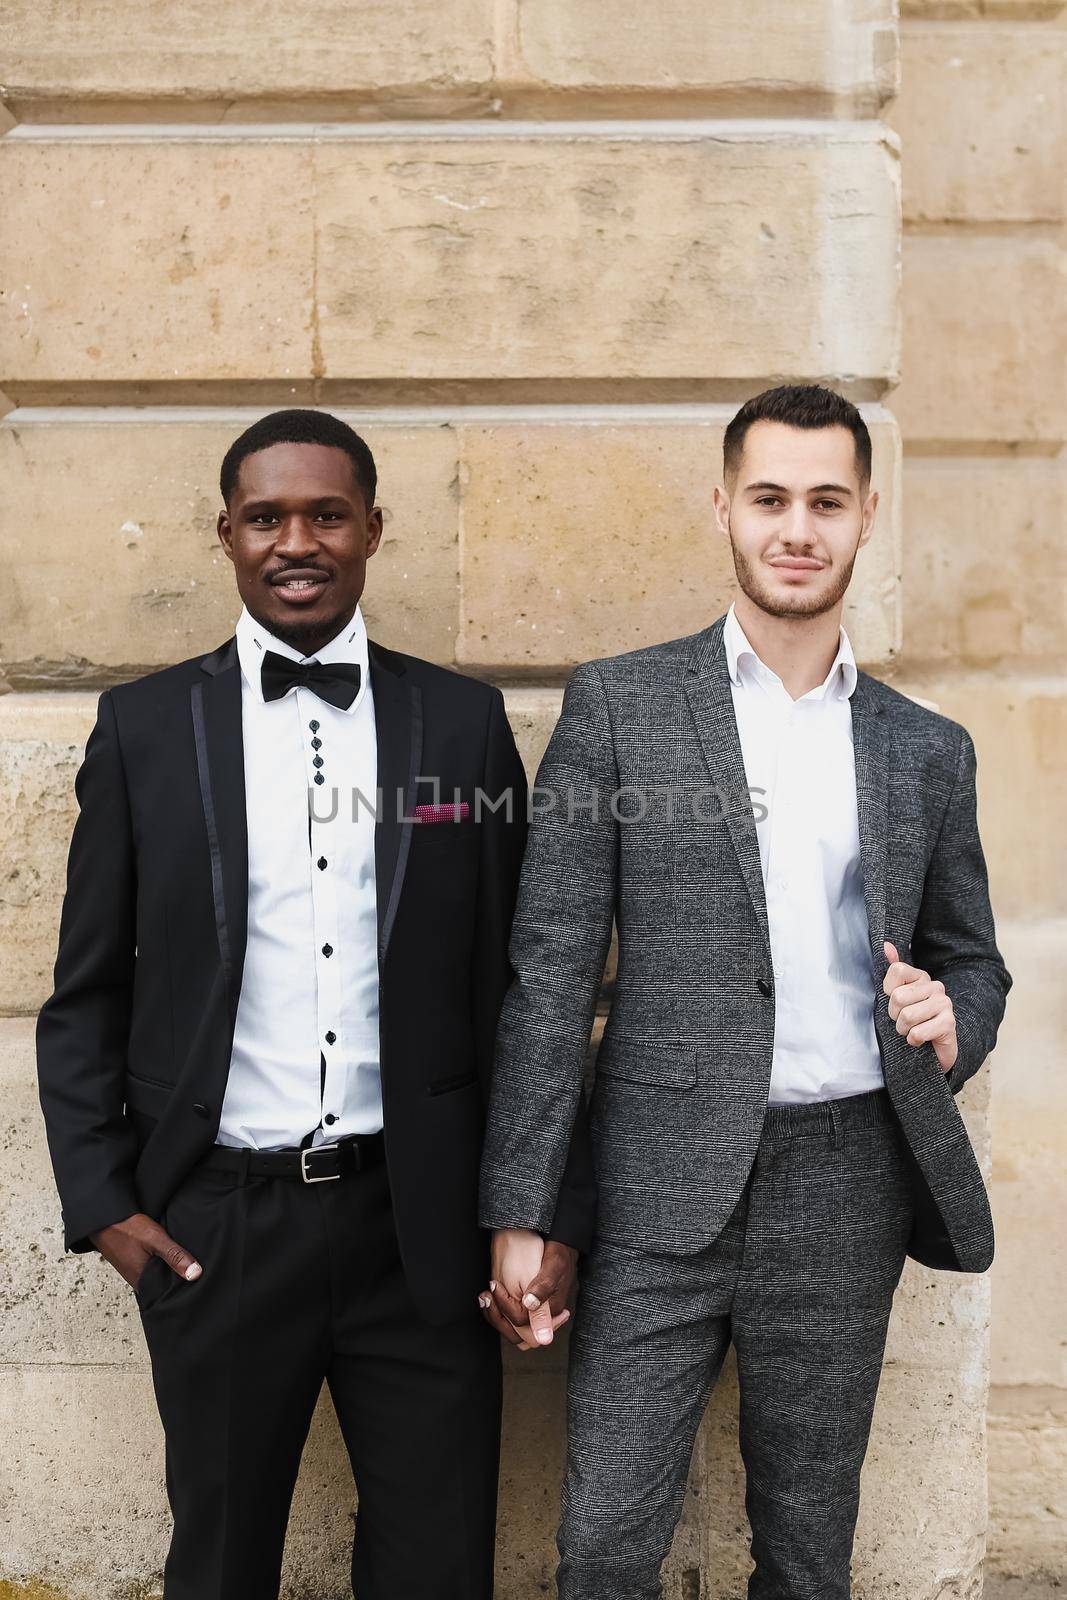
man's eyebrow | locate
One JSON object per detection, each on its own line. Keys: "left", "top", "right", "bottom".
{"left": 744, "top": 480, "right": 854, "bottom": 496}
{"left": 241, "top": 494, "right": 352, "bottom": 510}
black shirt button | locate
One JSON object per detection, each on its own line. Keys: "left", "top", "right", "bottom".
{"left": 756, "top": 977, "right": 773, "bottom": 997}
{"left": 317, "top": 856, "right": 328, "bottom": 870}
{"left": 314, "top": 773, "right": 324, "bottom": 785}
{"left": 324, "top": 1031, "right": 336, "bottom": 1045}
{"left": 324, "top": 1113, "right": 337, "bottom": 1125}
{"left": 311, "top": 737, "right": 322, "bottom": 750}
{"left": 313, "top": 756, "right": 324, "bottom": 768}
{"left": 309, "top": 720, "right": 320, "bottom": 731}
{"left": 322, "top": 943, "right": 333, "bottom": 957}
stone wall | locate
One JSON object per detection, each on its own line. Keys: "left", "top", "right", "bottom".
{"left": 0, "top": 1, "right": 1056, "bottom": 1594}
{"left": 887, "top": 2, "right": 1067, "bottom": 1584}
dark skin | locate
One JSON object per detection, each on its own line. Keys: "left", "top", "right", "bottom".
{"left": 90, "top": 439, "right": 382, "bottom": 1291}
{"left": 92, "top": 438, "right": 574, "bottom": 1340}
{"left": 478, "top": 1242, "right": 579, "bottom": 1351}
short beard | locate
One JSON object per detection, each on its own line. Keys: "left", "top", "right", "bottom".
{"left": 728, "top": 522, "right": 856, "bottom": 621}
{"left": 247, "top": 601, "right": 347, "bottom": 657}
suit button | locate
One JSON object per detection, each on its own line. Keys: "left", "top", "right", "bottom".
{"left": 756, "top": 977, "right": 773, "bottom": 998}
{"left": 192, "top": 1101, "right": 211, "bottom": 1118}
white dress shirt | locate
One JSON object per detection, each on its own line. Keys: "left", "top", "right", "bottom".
{"left": 723, "top": 602, "right": 884, "bottom": 1104}
{"left": 216, "top": 602, "right": 383, "bottom": 1150}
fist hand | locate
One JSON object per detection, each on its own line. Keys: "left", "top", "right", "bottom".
{"left": 89, "top": 1212, "right": 202, "bottom": 1292}
{"left": 883, "top": 940, "right": 957, "bottom": 1073}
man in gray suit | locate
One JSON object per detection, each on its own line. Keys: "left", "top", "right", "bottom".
{"left": 477, "top": 385, "right": 1012, "bottom": 1598}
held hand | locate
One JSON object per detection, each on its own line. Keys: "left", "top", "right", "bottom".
{"left": 883, "top": 940, "right": 957, "bottom": 1074}
{"left": 477, "top": 1229, "right": 571, "bottom": 1352}
{"left": 89, "top": 1212, "right": 202, "bottom": 1292}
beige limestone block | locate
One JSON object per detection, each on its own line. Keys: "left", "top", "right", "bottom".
{"left": 459, "top": 411, "right": 901, "bottom": 671}
{"left": 0, "top": 413, "right": 462, "bottom": 682}
{"left": 988, "top": 1385, "right": 1067, "bottom": 1580}
{"left": 988, "top": 919, "right": 1067, "bottom": 1390}
{"left": 314, "top": 126, "right": 900, "bottom": 386}
{"left": 0, "top": 134, "right": 314, "bottom": 387}
{"left": 890, "top": 675, "right": 1067, "bottom": 922}
{"left": 0, "top": 0, "right": 895, "bottom": 118}
{"left": 0, "top": 695, "right": 96, "bottom": 1016}
{"left": 901, "top": 458, "right": 1067, "bottom": 667}
{"left": 892, "top": 238, "right": 1067, "bottom": 445}
{"left": 499, "top": 0, "right": 898, "bottom": 111}
{"left": 0, "top": 0, "right": 496, "bottom": 119}
{"left": 891, "top": 27, "right": 1066, "bottom": 223}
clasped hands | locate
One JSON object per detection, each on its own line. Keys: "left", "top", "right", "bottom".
{"left": 477, "top": 1230, "right": 578, "bottom": 1352}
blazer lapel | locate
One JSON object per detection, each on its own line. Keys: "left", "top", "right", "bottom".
{"left": 368, "top": 639, "right": 422, "bottom": 962}
{"left": 192, "top": 637, "right": 248, "bottom": 1023}
{"left": 850, "top": 672, "right": 889, "bottom": 972}
{"left": 683, "top": 617, "right": 772, "bottom": 957}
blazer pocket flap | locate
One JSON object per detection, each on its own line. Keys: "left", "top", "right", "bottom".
{"left": 124, "top": 1072, "right": 175, "bottom": 1116}
{"left": 596, "top": 1036, "right": 698, "bottom": 1089}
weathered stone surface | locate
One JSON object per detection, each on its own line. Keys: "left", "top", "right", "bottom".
{"left": 891, "top": 27, "right": 1066, "bottom": 222}
{"left": 989, "top": 921, "right": 1067, "bottom": 1391}
{"left": 459, "top": 412, "right": 901, "bottom": 671}
{"left": 500, "top": 0, "right": 898, "bottom": 110}
{"left": 0, "top": 128, "right": 901, "bottom": 393}
{"left": 314, "top": 127, "right": 900, "bottom": 386}
{"left": 0, "top": 0, "right": 496, "bottom": 119}
{"left": 892, "top": 239, "right": 1067, "bottom": 445}
{"left": 0, "top": 414, "right": 461, "bottom": 680}
{"left": 0, "top": 0, "right": 896, "bottom": 118}
{"left": 890, "top": 676, "right": 1067, "bottom": 923}
{"left": 985, "top": 918, "right": 1067, "bottom": 1577}
{"left": 901, "top": 458, "right": 1067, "bottom": 666}
{"left": 0, "top": 135, "right": 314, "bottom": 387}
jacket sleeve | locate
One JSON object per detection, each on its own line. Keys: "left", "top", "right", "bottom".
{"left": 35, "top": 689, "right": 142, "bottom": 1252}
{"left": 478, "top": 662, "right": 617, "bottom": 1240}
{"left": 472, "top": 686, "right": 597, "bottom": 1252}
{"left": 911, "top": 724, "right": 1012, "bottom": 1096}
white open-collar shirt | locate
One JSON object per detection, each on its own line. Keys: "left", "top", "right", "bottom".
{"left": 722, "top": 602, "right": 884, "bottom": 1104}
{"left": 217, "top": 602, "right": 383, "bottom": 1149}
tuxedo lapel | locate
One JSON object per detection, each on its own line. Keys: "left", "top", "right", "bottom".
{"left": 192, "top": 638, "right": 248, "bottom": 1023}
{"left": 850, "top": 672, "right": 889, "bottom": 973}
{"left": 683, "top": 617, "right": 772, "bottom": 957}
{"left": 368, "top": 639, "right": 422, "bottom": 962}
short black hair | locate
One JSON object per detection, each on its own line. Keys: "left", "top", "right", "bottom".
{"left": 723, "top": 384, "right": 872, "bottom": 488}
{"left": 219, "top": 408, "right": 377, "bottom": 507}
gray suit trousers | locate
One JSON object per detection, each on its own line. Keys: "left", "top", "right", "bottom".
{"left": 557, "top": 1087, "right": 915, "bottom": 1600}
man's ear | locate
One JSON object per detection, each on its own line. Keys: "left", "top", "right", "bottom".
{"left": 217, "top": 508, "right": 235, "bottom": 561}
{"left": 712, "top": 483, "right": 732, "bottom": 540}
{"left": 858, "top": 486, "right": 878, "bottom": 547}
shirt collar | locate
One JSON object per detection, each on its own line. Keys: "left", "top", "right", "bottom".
{"left": 235, "top": 601, "right": 370, "bottom": 713}
{"left": 723, "top": 600, "right": 857, "bottom": 702}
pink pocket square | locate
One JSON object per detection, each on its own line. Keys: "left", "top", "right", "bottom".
{"left": 409, "top": 801, "right": 470, "bottom": 824}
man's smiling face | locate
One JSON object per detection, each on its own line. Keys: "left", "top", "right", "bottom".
{"left": 217, "top": 440, "right": 383, "bottom": 655}
{"left": 713, "top": 419, "right": 877, "bottom": 620}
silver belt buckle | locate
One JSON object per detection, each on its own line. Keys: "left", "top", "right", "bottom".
{"left": 300, "top": 1147, "right": 341, "bottom": 1184}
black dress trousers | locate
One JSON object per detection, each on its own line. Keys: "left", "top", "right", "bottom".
{"left": 134, "top": 1148, "right": 502, "bottom": 1599}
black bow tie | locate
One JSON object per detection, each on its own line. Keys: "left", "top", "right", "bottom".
{"left": 260, "top": 650, "right": 362, "bottom": 711}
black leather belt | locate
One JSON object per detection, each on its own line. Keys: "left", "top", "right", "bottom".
{"left": 201, "top": 1130, "right": 385, "bottom": 1184}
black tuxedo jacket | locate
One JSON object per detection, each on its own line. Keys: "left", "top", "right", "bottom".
{"left": 36, "top": 634, "right": 595, "bottom": 1325}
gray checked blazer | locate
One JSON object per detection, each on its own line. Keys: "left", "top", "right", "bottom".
{"left": 478, "top": 612, "right": 1012, "bottom": 1274}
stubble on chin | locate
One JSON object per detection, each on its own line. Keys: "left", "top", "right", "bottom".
{"left": 728, "top": 538, "right": 856, "bottom": 622}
